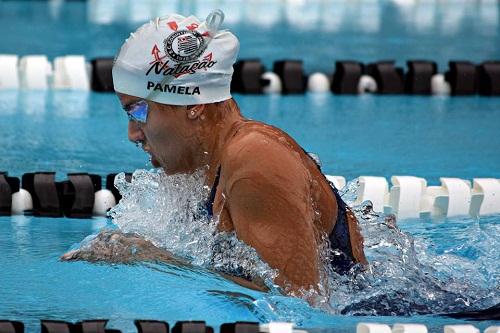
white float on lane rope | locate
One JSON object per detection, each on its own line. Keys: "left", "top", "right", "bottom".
{"left": 485, "top": 327, "right": 500, "bottom": 333}
{"left": 307, "top": 72, "right": 330, "bottom": 93}
{"left": 393, "top": 324, "right": 428, "bottom": 333}
{"left": 431, "top": 74, "right": 451, "bottom": 95}
{"left": 358, "top": 323, "right": 392, "bottom": 333}
{"left": 356, "top": 176, "right": 389, "bottom": 213}
{"left": 444, "top": 325, "right": 479, "bottom": 333}
{"left": 470, "top": 178, "right": 500, "bottom": 216}
{"left": 93, "top": 189, "right": 117, "bottom": 216}
{"left": 260, "top": 322, "right": 294, "bottom": 333}
{"left": 19, "top": 55, "right": 53, "bottom": 90}
{"left": 11, "top": 189, "right": 33, "bottom": 215}
{"left": 389, "top": 176, "right": 426, "bottom": 219}
{"left": 0, "top": 55, "right": 20, "bottom": 89}
{"left": 358, "top": 75, "right": 378, "bottom": 94}
{"left": 262, "top": 72, "right": 282, "bottom": 94}
{"left": 325, "top": 175, "right": 346, "bottom": 190}
{"left": 53, "top": 55, "right": 90, "bottom": 90}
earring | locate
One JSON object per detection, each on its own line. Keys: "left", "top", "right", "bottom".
{"left": 190, "top": 110, "right": 195, "bottom": 116}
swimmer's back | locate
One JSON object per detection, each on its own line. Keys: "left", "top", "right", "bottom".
{"left": 213, "top": 120, "right": 366, "bottom": 291}
{"left": 226, "top": 120, "right": 338, "bottom": 229}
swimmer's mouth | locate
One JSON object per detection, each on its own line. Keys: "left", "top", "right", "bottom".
{"left": 142, "top": 145, "right": 160, "bottom": 167}
{"left": 135, "top": 141, "right": 151, "bottom": 155}
{"left": 134, "top": 141, "right": 160, "bottom": 167}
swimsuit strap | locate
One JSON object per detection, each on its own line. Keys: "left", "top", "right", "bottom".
{"left": 328, "top": 184, "right": 356, "bottom": 274}
{"left": 205, "top": 120, "right": 249, "bottom": 217}
{"left": 206, "top": 166, "right": 221, "bottom": 217}
{"left": 301, "top": 147, "right": 356, "bottom": 274}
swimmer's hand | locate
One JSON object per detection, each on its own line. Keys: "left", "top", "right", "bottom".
{"left": 60, "top": 230, "right": 180, "bottom": 264}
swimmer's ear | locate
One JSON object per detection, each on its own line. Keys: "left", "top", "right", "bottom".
{"left": 186, "top": 104, "right": 205, "bottom": 120}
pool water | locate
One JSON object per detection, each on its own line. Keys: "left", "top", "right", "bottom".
{"left": 1, "top": 1, "right": 500, "bottom": 332}
{"left": 1, "top": 92, "right": 500, "bottom": 183}
{"left": 0, "top": 198, "right": 498, "bottom": 333}
{"left": 1, "top": 0, "right": 499, "bottom": 71}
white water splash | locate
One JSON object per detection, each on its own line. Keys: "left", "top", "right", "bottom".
{"left": 108, "top": 169, "right": 278, "bottom": 285}
{"left": 322, "top": 178, "right": 500, "bottom": 315}
{"left": 107, "top": 170, "right": 498, "bottom": 317}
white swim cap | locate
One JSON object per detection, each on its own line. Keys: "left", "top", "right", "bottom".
{"left": 112, "top": 10, "right": 239, "bottom": 105}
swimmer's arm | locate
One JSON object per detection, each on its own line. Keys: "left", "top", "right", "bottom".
{"left": 61, "top": 230, "right": 268, "bottom": 292}
{"left": 60, "top": 230, "right": 183, "bottom": 265}
{"left": 222, "top": 134, "right": 320, "bottom": 294}
{"left": 220, "top": 273, "right": 269, "bottom": 292}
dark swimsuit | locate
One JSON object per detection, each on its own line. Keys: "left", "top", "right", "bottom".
{"left": 325, "top": 178, "right": 357, "bottom": 274}
{"left": 205, "top": 166, "right": 220, "bottom": 218}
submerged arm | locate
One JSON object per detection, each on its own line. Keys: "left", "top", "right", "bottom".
{"left": 61, "top": 230, "right": 268, "bottom": 292}
{"left": 60, "top": 230, "right": 181, "bottom": 264}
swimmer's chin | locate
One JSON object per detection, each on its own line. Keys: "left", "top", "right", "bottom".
{"left": 149, "top": 155, "right": 161, "bottom": 168}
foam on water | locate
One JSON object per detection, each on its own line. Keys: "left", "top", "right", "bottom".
{"left": 104, "top": 169, "right": 498, "bottom": 317}
{"left": 327, "top": 179, "right": 499, "bottom": 315}
{"left": 108, "top": 169, "right": 278, "bottom": 286}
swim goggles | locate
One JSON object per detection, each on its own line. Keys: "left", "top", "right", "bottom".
{"left": 124, "top": 100, "right": 149, "bottom": 123}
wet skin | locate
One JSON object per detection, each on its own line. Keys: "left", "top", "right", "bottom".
{"left": 62, "top": 94, "right": 366, "bottom": 295}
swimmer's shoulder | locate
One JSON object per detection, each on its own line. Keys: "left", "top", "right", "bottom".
{"left": 224, "top": 120, "right": 338, "bottom": 231}
{"left": 227, "top": 120, "right": 300, "bottom": 154}
{"left": 226, "top": 120, "right": 332, "bottom": 179}
{"left": 222, "top": 120, "right": 310, "bottom": 188}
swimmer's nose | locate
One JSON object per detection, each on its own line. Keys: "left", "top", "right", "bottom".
{"left": 128, "top": 121, "right": 145, "bottom": 143}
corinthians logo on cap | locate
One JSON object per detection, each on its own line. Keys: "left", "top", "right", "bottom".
{"left": 144, "top": 19, "right": 219, "bottom": 78}
{"left": 164, "top": 30, "right": 207, "bottom": 63}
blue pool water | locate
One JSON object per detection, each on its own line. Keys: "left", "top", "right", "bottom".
{"left": 1, "top": 0, "right": 500, "bottom": 72}
{"left": 1, "top": 92, "right": 500, "bottom": 183}
{"left": 0, "top": 195, "right": 498, "bottom": 333}
{"left": 1, "top": 1, "right": 500, "bottom": 332}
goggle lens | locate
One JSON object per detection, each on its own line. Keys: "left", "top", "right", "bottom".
{"left": 125, "top": 100, "right": 149, "bottom": 123}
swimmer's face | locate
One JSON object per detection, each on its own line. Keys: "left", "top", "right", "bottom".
{"left": 117, "top": 93, "right": 205, "bottom": 174}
